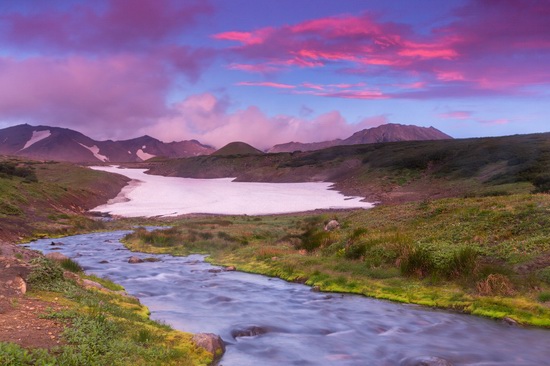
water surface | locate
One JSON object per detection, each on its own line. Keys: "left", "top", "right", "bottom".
{"left": 28, "top": 232, "right": 550, "bottom": 365}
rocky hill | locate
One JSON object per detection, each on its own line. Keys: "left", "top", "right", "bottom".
{"left": 0, "top": 124, "right": 215, "bottom": 163}
{"left": 268, "top": 123, "right": 452, "bottom": 153}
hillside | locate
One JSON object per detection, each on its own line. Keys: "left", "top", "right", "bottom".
{"left": 268, "top": 123, "right": 452, "bottom": 153}
{"left": 146, "top": 132, "right": 550, "bottom": 204}
{"left": 0, "top": 124, "right": 215, "bottom": 163}
{"left": 0, "top": 156, "right": 128, "bottom": 241}
{"left": 212, "top": 141, "right": 264, "bottom": 156}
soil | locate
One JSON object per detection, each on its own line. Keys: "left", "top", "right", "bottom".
{"left": 0, "top": 244, "right": 67, "bottom": 350}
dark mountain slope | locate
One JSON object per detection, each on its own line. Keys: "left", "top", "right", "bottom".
{"left": 268, "top": 123, "right": 451, "bottom": 153}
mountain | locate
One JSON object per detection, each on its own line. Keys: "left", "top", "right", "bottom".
{"left": 0, "top": 124, "right": 215, "bottom": 163}
{"left": 268, "top": 123, "right": 452, "bottom": 153}
{"left": 212, "top": 141, "right": 264, "bottom": 156}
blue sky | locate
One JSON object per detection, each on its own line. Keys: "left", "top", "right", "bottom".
{"left": 0, "top": 0, "right": 548, "bottom": 148}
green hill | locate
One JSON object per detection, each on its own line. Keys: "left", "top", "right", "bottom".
{"left": 211, "top": 141, "right": 264, "bottom": 156}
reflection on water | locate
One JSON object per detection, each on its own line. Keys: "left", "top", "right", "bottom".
{"left": 28, "top": 232, "right": 550, "bottom": 366}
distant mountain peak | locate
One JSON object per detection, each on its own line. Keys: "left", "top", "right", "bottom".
{"left": 0, "top": 124, "right": 215, "bottom": 163}
{"left": 268, "top": 124, "right": 452, "bottom": 153}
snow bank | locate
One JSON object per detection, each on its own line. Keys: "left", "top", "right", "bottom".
{"left": 90, "top": 166, "right": 373, "bottom": 217}
{"left": 22, "top": 130, "right": 51, "bottom": 150}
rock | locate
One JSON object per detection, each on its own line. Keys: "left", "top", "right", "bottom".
{"left": 502, "top": 317, "right": 519, "bottom": 326}
{"left": 45, "top": 252, "right": 69, "bottom": 262}
{"left": 224, "top": 266, "right": 236, "bottom": 271}
{"left": 128, "top": 256, "right": 144, "bottom": 264}
{"left": 50, "top": 241, "right": 64, "bottom": 246}
{"left": 14, "top": 276, "right": 26, "bottom": 294}
{"left": 192, "top": 333, "right": 225, "bottom": 362}
{"left": 324, "top": 220, "right": 340, "bottom": 231}
{"left": 231, "top": 326, "right": 269, "bottom": 339}
{"left": 63, "top": 271, "right": 81, "bottom": 282}
{"left": 400, "top": 356, "right": 454, "bottom": 366}
{"left": 99, "top": 260, "right": 109, "bottom": 264}
{"left": 311, "top": 286, "right": 321, "bottom": 292}
{"left": 82, "top": 279, "right": 106, "bottom": 290}
{"left": 208, "top": 269, "right": 222, "bottom": 273}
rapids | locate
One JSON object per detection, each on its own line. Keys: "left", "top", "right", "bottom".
{"left": 27, "top": 232, "right": 550, "bottom": 365}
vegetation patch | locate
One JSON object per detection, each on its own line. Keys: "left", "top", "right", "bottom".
{"left": 122, "top": 193, "right": 550, "bottom": 327}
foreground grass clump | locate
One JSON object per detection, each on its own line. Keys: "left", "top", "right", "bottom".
{"left": 0, "top": 257, "right": 212, "bottom": 366}
{"left": 123, "top": 193, "right": 550, "bottom": 327}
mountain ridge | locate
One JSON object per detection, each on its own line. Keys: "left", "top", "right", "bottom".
{"left": 0, "top": 123, "right": 452, "bottom": 163}
{"left": 268, "top": 123, "right": 452, "bottom": 153}
{"left": 0, "top": 124, "right": 215, "bottom": 163}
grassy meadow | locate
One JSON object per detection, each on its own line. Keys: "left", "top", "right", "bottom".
{"left": 123, "top": 193, "right": 550, "bottom": 327}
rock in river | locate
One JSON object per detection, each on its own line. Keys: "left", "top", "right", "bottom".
{"left": 192, "top": 333, "right": 225, "bottom": 363}
{"left": 128, "top": 256, "right": 144, "bottom": 264}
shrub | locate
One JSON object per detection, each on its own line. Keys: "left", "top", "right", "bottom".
{"left": 443, "top": 246, "right": 479, "bottom": 279}
{"left": 537, "top": 267, "right": 550, "bottom": 285}
{"left": 27, "top": 257, "right": 65, "bottom": 291}
{"left": 344, "top": 242, "right": 367, "bottom": 260}
{"left": 400, "top": 245, "right": 435, "bottom": 278}
{"left": 538, "top": 292, "right": 550, "bottom": 303}
{"left": 60, "top": 258, "right": 84, "bottom": 273}
{"left": 476, "top": 274, "right": 515, "bottom": 296}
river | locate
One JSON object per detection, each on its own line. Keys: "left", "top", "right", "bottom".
{"left": 27, "top": 231, "right": 550, "bottom": 366}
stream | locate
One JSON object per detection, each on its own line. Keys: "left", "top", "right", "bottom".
{"left": 27, "top": 231, "right": 550, "bottom": 365}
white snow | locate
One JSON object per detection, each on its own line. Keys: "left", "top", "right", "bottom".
{"left": 78, "top": 143, "right": 109, "bottom": 162}
{"left": 90, "top": 166, "right": 374, "bottom": 217}
{"left": 22, "top": 130, "right": 50, "bottom": 150}
{"left": 136, "top": 149, "right": 156, "bottom": 161}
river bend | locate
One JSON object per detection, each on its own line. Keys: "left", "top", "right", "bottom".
{"left": 27, "top": 232, "right": 550, "bottom": 365}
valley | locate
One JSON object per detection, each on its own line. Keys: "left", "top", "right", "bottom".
{"left": 1, "top": 132, "right": 550, "bottom": 365}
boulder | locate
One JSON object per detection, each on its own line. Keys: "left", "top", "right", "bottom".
{"left": 192, "top": 333, "right": 225, "bottom": 363}
{"left": 224, "top": 266, "right": 236, "bottom": 271}
{"left": 400, "top": 356, "right": 453, "bottom": 366}
{"left": 324, "top": 220, "right": 340, "bottom": 231}
{"left": 45, "top": 252, "right": 69, "bottom": 262}
{"left": 128, "top": 256, "right": 144, "bottom": 264}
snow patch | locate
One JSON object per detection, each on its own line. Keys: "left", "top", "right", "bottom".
{"left": 78, "top": 143, "right": 109, "bottom": 162}
{"left": 90, "top": 166, "right": 374, "bottom": 217}
{"left": 22, "top": 130, "right": 50, "bottom": 150}
{"left": 136, "top": 149, "right": 156, "bottom": 161}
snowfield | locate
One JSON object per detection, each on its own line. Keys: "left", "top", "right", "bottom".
{"left": 90, "top": 166, "right": 374, "bottom": 216}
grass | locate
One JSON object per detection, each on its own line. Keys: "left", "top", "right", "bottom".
{"left": 2, "top": 256, "right": 213, "bottom": 366}
{"left": 122, "top": 193, "right": 550, "bottom": 327}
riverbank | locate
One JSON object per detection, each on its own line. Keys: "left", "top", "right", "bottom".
{"left": 123, "top": 193, "right": 550, "bottom": 328}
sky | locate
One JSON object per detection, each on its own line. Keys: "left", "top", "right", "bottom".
{"left": 0, "top": 0, "right": 549, "bottom": 149}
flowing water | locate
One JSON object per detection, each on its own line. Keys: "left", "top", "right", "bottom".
{"left": 27, "top": 232, "right": 550, "bottom": 366}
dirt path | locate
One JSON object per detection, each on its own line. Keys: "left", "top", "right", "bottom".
{"left": 0, "top": 244, "right": 67, "bottom": 350}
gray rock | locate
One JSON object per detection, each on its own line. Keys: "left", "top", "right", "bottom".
{"left": 192, "top": 333, "right": 225, "bottom": 363}
{"left": 231, "top": 326, "right": 269, "bottom": 339}
{"left": 128, "top": 256, "right": 144, "bottom": 264}
{"left": 324, "top": 220, "right": 340, "bottom": 231}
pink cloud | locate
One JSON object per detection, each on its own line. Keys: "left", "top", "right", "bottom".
{"left": 237, "top": 81, "right": 296, "bottom": 89}
{"left": 0, "top": 0, "right": 212, "bottom": 52}
{"left": 141, "top": 93, "right": 389, "bottom": 149}
{"left": 214, "top": 1, "right": 550, "bottom": 97}
{"left": 0, "top": 55, "right": 169, "bottom": 139}
{"left": 438, "top": 111, "right": 473, "bottom": 120}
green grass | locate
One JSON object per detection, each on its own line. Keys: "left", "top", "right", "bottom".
{"left": 3, "top": 257, "right": 213, "bottom": 366}
{"left": 122, "top": 193, "right": 550, "bottom": 327}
